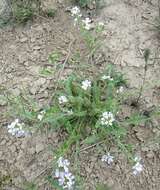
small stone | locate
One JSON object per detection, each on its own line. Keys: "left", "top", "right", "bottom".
{"left": 33, "top": 46, "right": 41, "bottom": 50}
{"left": 21, "top": 140, "right": 28, "bottom": 149}
{"left": 35, "top": 78, "right": 46, "bottom": 86}
{"left": 35, "top": 143, "right": 44, "bottom": 153}
{"left": 9, "top": 145, "right": 16, "bottom": 153}
{"left": 106, "top": 177, "right": 114, "bottom": 187}
{"left": 18, "top": 54, "right": 27, "bottom": 64}
{"left": 40, "top": 0, "right": 57, "bottom": 12}
{"left": 85, "top": 165, "right": 92, "bottom": 174}
{"left": 0, "top": 139, "right": 7, "bottom": 145}
{"left": 28, "top": 147, "right": 36, "bottom": 155}
{"left": 8, "top": 157, "right": 16, "bottom": 164}
{"left": 146, "top": 151, "right": 154, "bottom": 159}
{"left": 37, "top": 91, "right": 49, "bottom": 99}
{"left": 20, "top": 37, "right": 28, "bottom": 43}
{"left": 29, "top": 78, "right": 46, "bottom": 95}
{"left": 115, "top": 164, "right": 121, "bottom": 172}
{"left": 29, "top": 86, "right": 39, "bottom": 95}
{"left": 10, "top": 88, "right": 21, "bottom": 96}
{"left": 141, "top": 146, "right": 149, "bottom": 152}
{"left": 24, "top": 61, "right": 29, "bottom": 66}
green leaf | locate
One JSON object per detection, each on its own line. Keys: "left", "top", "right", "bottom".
{"left": 39, "top": 68, "right": 53, "bottom": 76}
{"left": 49, "top": 51, "right": 61, "bottom": 64}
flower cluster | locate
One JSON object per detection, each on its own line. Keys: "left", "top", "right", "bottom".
{"left": 59, "top": 96, "right": 68, "bottom": 104}
{"left": 70, "top": 6, "right": 81, "bottom": 17}
{"left": 132, "top": 156, "right": 143, "bottom": 175}
{"left": 82, "top": 17, "right": 92, "bottom": 30}
{"left": 81, "top": 80, "right": 91, "bottom": 90}
{"left": 70, "top": 6, "right": 92, "bottom": 30}
{"left": 116, "top": 86, "right": 124, "bottom": 93}
{"left": 101, "top": 75, "right": 113, "bottom": 81}
{"left": 101, "top": 153, "right": 114, "bottom": 165}
{"left": 100, "top": 112, "right": 115, "bottom": 126}
{"left": 7, "top": 119, "right": 29, "bottom": 138}
{"left": 54, "top": 157, "right": 75, "bottom": 189}
{"left": 70, "top": 6, "right": 82, "bottom": 26}
{"left": 101, "top": 153, "right": 144, "bottom": 176}
{"left": 37, "top": 110, "right": 46, "bottom": 121}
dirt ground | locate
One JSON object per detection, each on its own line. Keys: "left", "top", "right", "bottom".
{"left": 0, "top": 0, "right": 160, "bottom": 190}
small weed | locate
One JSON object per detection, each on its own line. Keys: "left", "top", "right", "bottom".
{"left": 44, "top": 9, "right": 57, "bottom": 18}
{"left": 11, "top": 0, "right": 40, "bottom": 23}
{"left": 49, "top": 51, "right": 61, "bottom": 65}
{"left": 39, "top": 66, "right": 129, "bottom": 157}
{"left": 9, "top": 0, "right": 56, "bottom": 24}
{"left": 39, "top": 68, "right": 54, "bottom": 77}
{"left": 13, "top": 7, "right": 34, "bottom": 23}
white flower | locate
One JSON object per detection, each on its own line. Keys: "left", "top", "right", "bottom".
{"left": 58, "top": 96, "right": 68, "bottom": 104}
{"left": 74, "top": 17, "right": 78, "bottom": 26}
{"left": 101, "top": 153, "right": 114, "bottom": 165}
{"left": 37, "top": 110, "right": 46, "bottom": 121}
{"left": 98, "top": 22, "right": 104, "bottom": 27}
{"left": 55, "top": 169, "right": 60, "bottom": 178}
{"left": 57, "top": 157, "right": 70, "bottom": 172}
{"left": 134, "top": 155, "right": 141, "bottom": 162}
{"left": 67, "top": 109, "right": 73, "bottom": 115}
{"left": 81, "top": 80, "right": 91, "bottom": 90}
{"left": 7, "top": 119, "right": 28, "bottom": 137}
{"left": 132, "top": 162, "right": 143, "bottom": 175}
{"left": 58, "top": 172, "right": 65, "bottom": 186}
{"left": 116, "top": 86, "right": 124, "bottom": 93}
{"left": 64, "top": 172, "right": 75, "bottom": 189}
{"left": 132, "top": 155, "right": 143, "bottom": 175}
{"left": 101, "top": 75, "right": 113, "bottom": 81}
{"left": 54, "top": 157, "right": 75, "bottom": 190}
{"left": 100, "top": 112, "right": 115, "bottom": 126}
{"left": 71, "top": 6, "right": 81, "bottom": 17}
{"left": 83, "top": 17, "right": 91, "bottom": 24}
{"left": 82, "top": 17, "right": 92, "bottom": 30}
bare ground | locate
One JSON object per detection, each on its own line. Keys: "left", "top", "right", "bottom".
{"left": 0, "top": 0, "right": 160, "bottom": 190}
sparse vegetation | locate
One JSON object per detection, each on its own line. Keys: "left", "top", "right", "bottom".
{"left": 2, "top": 0, "right": 56, "bottom": 24}
{"left": 11, "top": 0, "right": 40, "bottom": 23}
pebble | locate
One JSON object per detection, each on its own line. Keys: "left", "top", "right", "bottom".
{"left": 10, "top": 88, "right": 21, "bottom": 96}
{"left": 20, "top": 37, "right": 28, "bottom": 43}
{"left": 33, "top": 46, "right": 41, "bottom": 50}
{"left": 146, "top": 151, "right": 154, "bottom": 159}
{"left": 29, "top": 85, "right": 39, "bottom": 95}
{"left": 9, "top": 145, "right": 16, "bottom": 153}
{"left": 0, "top": 139, "right": 7, "bottom": 145}
{"left": 35, "top": 143, "right": 44, "bottom": 153}
{"left": 28, "top": 147, "right": 36, "bottom": 155}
